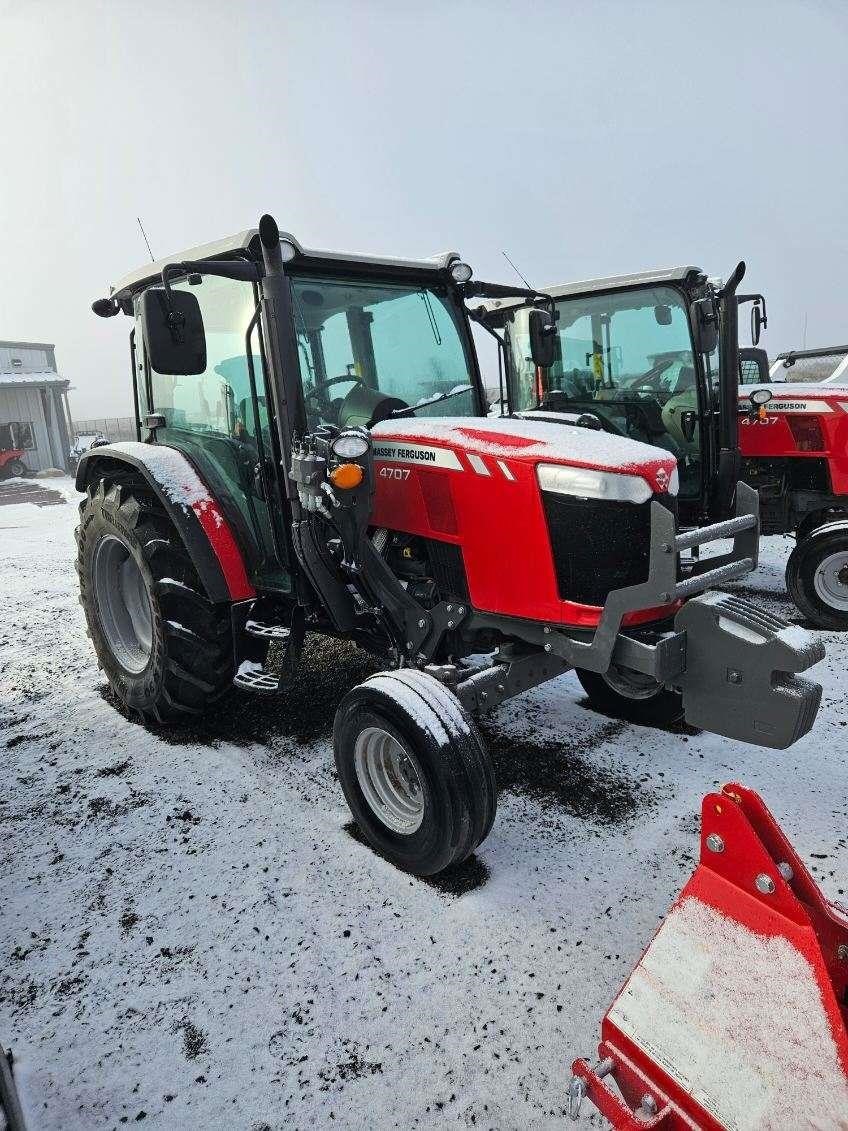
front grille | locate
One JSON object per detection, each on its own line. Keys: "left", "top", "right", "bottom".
{"left": 425, "top": 539, "right": 469, "bottom": 601}
{"left": 542, "top": 492, "right": 676, "bottom": 605}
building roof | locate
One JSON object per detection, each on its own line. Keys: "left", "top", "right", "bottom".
{"left": 0, "top": 370, "right": 68, "bottom": 389}
{"left": 110, "top": 228, "right": 462, "bottom": 301}
{"left": 0, "top": 339, "right": 56, "bottom": 352}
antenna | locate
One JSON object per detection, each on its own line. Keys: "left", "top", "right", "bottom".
{"left": 802, "top": 311, "right": 808, "bottom": 350}
{"left": 137, "top": 217, "right": 155, "bottom": 263}
{"left": 501, "top": 250, "right": 533, "bottom": 291}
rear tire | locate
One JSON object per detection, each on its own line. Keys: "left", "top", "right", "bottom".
{"left": 77, "top": 478, "right": 234, "bottom": 722}
{"left": 575, "top": 666, "right": 684, "bottom": 726}
{"left": 786, "top": 526, "right": 848, "bottom": 630}
{"left": 333, "top": 669, "right": 496, "bottom": 876}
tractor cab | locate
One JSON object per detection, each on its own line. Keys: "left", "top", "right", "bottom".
{"left": 482, "top": 265, "right": 747, "bottom": 526}
{"left": 104, "top": 232, "right": 500, "bottom": 595}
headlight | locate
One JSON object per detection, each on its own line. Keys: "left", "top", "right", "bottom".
{"left": 450, "top": 261, "right": 473, "bottom": 284}
{"left": 536, "top": 463, "right": 652, "bottom": 504}
{"left": 331, "top": 430, "right": 370, "bottom": 460}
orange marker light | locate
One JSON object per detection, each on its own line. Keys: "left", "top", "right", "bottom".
{"left": 758, "top": 405, "right": 768, "bottom": 422}
{"left": 330, "top": 462, "right": 364, "bottom": 489}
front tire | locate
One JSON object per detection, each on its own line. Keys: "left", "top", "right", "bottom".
{"left": 333, "top": 669, "right": 496, "bottom": 876}
{"left": 77, "top": 478, "right": 235, "bottom": 722}
{"left": 575, "top": 666, "right": 684, "bottom": 726}
{"left": 786, "top": 526, "right": 848, "bottom": 630}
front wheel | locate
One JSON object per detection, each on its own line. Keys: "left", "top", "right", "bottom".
{"left": 786, "top": 526, "right": 848, "bottom": 630}
{"left": 575, "top": 665, "right": 684, "bottom": 726}
{"left": 333, "top": 669, "right": 496, "bottom": 876}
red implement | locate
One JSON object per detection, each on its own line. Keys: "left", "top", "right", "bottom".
{"left": 569, "top": 784, "right": 848, "bottom": 1129}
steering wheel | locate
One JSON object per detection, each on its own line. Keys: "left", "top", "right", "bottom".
{"left": 308, "top": 372, "right": 364, "bottom": 398}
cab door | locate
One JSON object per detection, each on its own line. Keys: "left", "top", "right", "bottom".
{"left": 137, "top": 273, "right": 291, "bottom": 592}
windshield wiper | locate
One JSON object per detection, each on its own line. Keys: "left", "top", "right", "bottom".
{"left": 419, "top": 291, "right": 442, "bottom": 346}
{"left": 389, "top": 384, "right": 472, "bottom": 418}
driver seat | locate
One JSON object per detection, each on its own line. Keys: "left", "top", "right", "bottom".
{"left": 338, "top": 383, "right": 408, "bottom": 429}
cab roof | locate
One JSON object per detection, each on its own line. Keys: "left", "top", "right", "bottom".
{"left": 481, "top": 265, "right": 706, "bottom": 323}
{"left": 110, "top": 228, "right": 462, "bottom": 302}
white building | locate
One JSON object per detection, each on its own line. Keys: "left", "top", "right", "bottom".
{"left": 0, "top": 340, "right": 73, "bottom": 472}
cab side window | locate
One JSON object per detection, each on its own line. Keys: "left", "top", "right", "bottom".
{"left": 141, "top": 274, "right": 288, "bottom": 585}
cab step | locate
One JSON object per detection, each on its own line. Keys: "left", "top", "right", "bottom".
{"left": 245, "top": 620, "right": 291, "bottom": 641}
{"left": 233, "top": 661, "right": 281, "bottom": 695}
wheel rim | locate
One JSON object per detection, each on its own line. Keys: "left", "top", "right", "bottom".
{"left": 353, "top": 726, "right": 424, "bottom": 835}
{"left": 603, "top": 664, "right": 664, "bottom": 701}
{"left": 92, "top": 535, "right": 153, "bottom": 674}
{"left": 813, "top": 550, "right": 848, "bottom": 612}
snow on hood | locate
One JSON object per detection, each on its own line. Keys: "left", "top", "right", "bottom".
{"left": 371, "top": 416, "right": 676, "bottom": 476}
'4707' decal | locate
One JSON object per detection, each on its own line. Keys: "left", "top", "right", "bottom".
{"left": 379, "top": 466, "right": 411, "bottom": 480}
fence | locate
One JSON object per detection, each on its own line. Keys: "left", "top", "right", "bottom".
{"left": 73, "top": 416, "right": 137, "bottom": 443}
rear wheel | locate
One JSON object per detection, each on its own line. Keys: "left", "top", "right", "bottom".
{"left": 333, "top": 669, "right": 496, "bottom": 876}
{"left": 77, "top": 478, "right": 235, "bottom": 722}
{"left": 786, "top": 526, "right": 848, "bottom": 630}
{"left": 575, "top": 665, "right": 684, "bottom": 726}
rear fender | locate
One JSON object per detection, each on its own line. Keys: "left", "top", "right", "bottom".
{"left": 76, "top": 441, "right": 254, "bottom": 603}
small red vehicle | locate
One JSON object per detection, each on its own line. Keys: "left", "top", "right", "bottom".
{"left": 0, "top": 448, "right": 28, "bottom": 480}
{"left": 738, "top": 346, "right": 848, "bottom": 628}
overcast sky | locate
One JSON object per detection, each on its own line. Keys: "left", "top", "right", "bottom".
{"left": 2, "top": 0, "right": 846, "bottom": 419}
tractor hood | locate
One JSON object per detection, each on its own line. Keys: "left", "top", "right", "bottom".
{"left": 371, "top": 416, "right": 678, "bottom": 496}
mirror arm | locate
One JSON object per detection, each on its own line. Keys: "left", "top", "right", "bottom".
{"left": 157, "top": 259, "right": 262, "bottom": 345}
{"left": 161, "top": 259, "right": 261, "bottom": 304}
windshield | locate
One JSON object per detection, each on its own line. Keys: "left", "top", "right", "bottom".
{"left": 506, "top": 285, "right": 703, "bottom": 497}
{"left": 290, "top": 276, "right": 480, "bottom": 430}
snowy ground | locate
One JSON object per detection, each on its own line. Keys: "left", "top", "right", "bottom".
{"left": 2, "top": 479, "right": 846, "bottom": 1131}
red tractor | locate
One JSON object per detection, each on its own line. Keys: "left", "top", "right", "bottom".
{"left": 80, "top": 218, "right": 823, "bottom": 877}
{"left": 485, "top": 272, "right": 848, "bottom": 630}
{"left": 737, "top": 344, "right": 848, "bottom": 628}
{"left": 0, "top": 448, "right": 28, "bottom": 480}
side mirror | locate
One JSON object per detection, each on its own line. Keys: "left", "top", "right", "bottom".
{"left": 691, "top": 297, "right": 718, "bottom": 355}
{"left": 140, "top": 287, "right": 206, "bottom": 375}
{"left": 751, "top": 305, "right": 764, "bottom": 345}
{"left": 528, "top": 308, "right": 556, "bottom": 369}
{"left": 739, "top": 347, "right": 770, "bottom": 386}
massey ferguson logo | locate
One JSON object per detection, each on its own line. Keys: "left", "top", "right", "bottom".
{"left": 372, "top": 441, "right": 463, "bottom": 471}
{"left": 374, "top": 445, "right": 436, "bottom": 463}
{"left": 655, "top": 467, "right": 669, "bottom": 491}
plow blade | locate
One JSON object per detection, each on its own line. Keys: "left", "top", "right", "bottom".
{"left": 674, "top": 593, "right": 824, "bottom": 749}
{"left": 569, "top": 784, "right": 848, "bottom": 1129}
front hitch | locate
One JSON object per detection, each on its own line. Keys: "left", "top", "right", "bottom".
{"left": 674, "top": 592, "right": 824, "bottom": 748}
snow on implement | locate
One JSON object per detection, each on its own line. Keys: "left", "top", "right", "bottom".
{"left": 568, "top": 784, "right": 848, "bottom": 1129}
